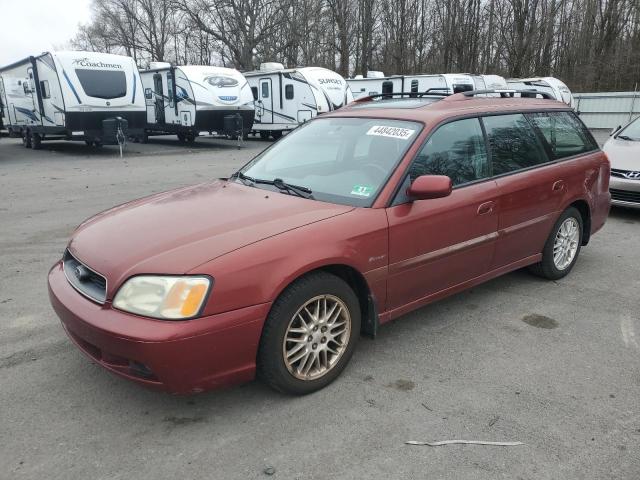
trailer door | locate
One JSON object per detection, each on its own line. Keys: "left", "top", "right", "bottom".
{"left": 153, "top": 73, "right": 165, "bottom": 124}
{"left": 258, "top": 78, "right": 273, "bottom": 123}
{"left": 26, "top": 68, "right": 40, "bottom": 126}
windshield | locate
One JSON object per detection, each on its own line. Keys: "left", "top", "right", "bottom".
{"left": 75, "top": 69, "right": 127, "bottom": 99}
{"left": 238, "top": 117, "right": 422, "bottom": 207}
{"left": 618, "top": 116, "right": 640, "bottom": 140}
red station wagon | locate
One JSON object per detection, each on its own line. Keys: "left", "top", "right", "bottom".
{"left": 48, "top": 90, "right": 611, "bottom": 395}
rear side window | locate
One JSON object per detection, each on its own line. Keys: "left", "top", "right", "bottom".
{"left": 409, "top": 118, "right": 490, "bottom": 186}
{"left": 483, "top": 114, "right": 548, "bottom": 176}
{"left": 40, "top": 80, "right": 50, "bottom": 99}
{"left": 382, "top": 81, "right": 393, "bottom": 94}
{"left": 285, "top": 84, "right": 294, "bottom": 100}
{"left": 75, "top": 69, "right": 126, "bottom": 99}
{"left": 527, "top": 111, "right": 597, "bottom": 159}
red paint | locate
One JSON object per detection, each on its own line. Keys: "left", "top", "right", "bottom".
{"left": 48, "top": 95, "right": 610, "bottom": 394}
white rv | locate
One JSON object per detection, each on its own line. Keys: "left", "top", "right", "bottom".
{"left": 506, "top": 77, "right": 574, "bottom": 106}
{"left": 470, "top": 74, "right": 508, "bottom": 90}
{"left": 347, "top": 73, "right": 475, "bottom": 100}
{"left": 0, "top": 51, "right": 145, "bottom": 149}
{"left": 139, "top": 63, "right": 255, "bottom": 142}
{"left": 244, "top": 63, "right": 354, "bottom": 139}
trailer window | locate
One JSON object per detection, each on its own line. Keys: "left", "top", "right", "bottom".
{"left": 410, "top": 80, "right": 418, "bottom": 93}
{"left": 75, "top": 69, "right": 127, "bottom": 99}
{"left": 382, "top": 81, "right": 393, "bottom": 94}
{"left": 285, "top": 84, "right": 294, "bottom": 100}
{"left": 452, "top": 83, "right": 473, "bottom": 93}
{"left": 40, "top": 80, "right": 50, "bottom": 99}
{"left": 251, "top": 87, "right": 258, "bottom": 100}
{"left": 261, "top": 82, "right": 269, "bottom": 98}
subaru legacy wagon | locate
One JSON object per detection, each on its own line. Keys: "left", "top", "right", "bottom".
{"left": 48, "top": 90, "right": 610, "bottom": 395}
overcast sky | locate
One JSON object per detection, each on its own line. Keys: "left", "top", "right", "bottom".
{"left": 0, "top": 0, "right": 92, "bottom": 66}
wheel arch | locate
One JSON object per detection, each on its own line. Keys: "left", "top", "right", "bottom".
{"left": 270, "top": 263, "right": 379, "bottom": 338}
{"left": 567, "top": 199, "right": 592, "bottom": 245}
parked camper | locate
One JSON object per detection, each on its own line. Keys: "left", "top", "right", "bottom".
{"left": 470, "top": 74, "right": 508, "bottom": 90}
{"left": 0, "top": 51, "right": 145, "bottom": 149}
{"left": 139, "top": 63, "right": 254, "bottom": 142}
{"left": 347, "top": 73, "right": 475, "bottom": 100}
{"left": 506, "top": 77, "right": 574, "bottom": 106}
{"left": 244, "top": 63, "right": 353, "bottom": 139}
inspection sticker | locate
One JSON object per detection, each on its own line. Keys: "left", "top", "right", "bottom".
{"left": 351, "top": 185, "right": 373, "bottom": 197}
{"left": 366, "top": 125, "right": 415, "bottom": 139}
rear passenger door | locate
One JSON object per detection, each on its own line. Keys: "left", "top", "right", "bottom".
{"left": 484, "top": 113, "right": 565, "bottom": 269}
{"left": 386, "top": 118, "right": 499, "bottom": 310}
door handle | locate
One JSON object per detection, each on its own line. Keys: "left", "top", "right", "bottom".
{"left": 552, "top": 180, "right": 566, "bottom": 192}
{"left": 477, "top": 201, "right": 495, "bottom": 215}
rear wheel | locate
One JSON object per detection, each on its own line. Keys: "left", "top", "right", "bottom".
{"left": 186, "top": 132, "right": 197, "bottom": 143}
{"left": 271, "top": 130, "right": 282, "bottom": 140}
{"left": 259, "top": 131, "right": 269, "bottom": 140}
{"left": 31, "top": 131, "right": 42, "bottom": 150}
{"left": 23, "top": 130, "right": 32, "bottom": 148}
{"left": 529, "top": 207, "right": 583, "bottom": 280}
{"left": 177, "top": 132, "right": 186, "bottom": 143}
{"left": 258, "top": 272, "right": 361, "bottom": 395}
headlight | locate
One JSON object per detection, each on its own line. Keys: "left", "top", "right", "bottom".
{"left": 206, "top": 76, "right": 238, "bottom": 88}
{"left": 113, "top": 276, "right": 211, "bottom": 320}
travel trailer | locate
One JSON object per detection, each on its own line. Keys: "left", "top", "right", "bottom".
{"left": 506, "top": 77, "right": 574, "bottom": 106}
{"left": 244, "top": 63, "right": 354, "bottom": 139}
{"left": 139, "top": 63, "right": 255, "bottom": 142}
{"left": 470, "top": 74, "right": 508, "bottom": 90}
{"left": 347, "top": 73, "right": 476, "bottom": 100}
{"left": 0, "top": 51, "right": 145, "bottom": 148}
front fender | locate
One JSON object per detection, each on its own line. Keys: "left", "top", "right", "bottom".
{"left": 190, "top": 208, "right": 389, "bottom": 317}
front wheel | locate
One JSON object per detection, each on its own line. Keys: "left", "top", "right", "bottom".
{"left": 31, "top": 131, "right": 42, "bottom": 150}
{"left": 529, "top": 207, "right": 583, "bottom": 280}
{"left": 23, "top": 130, "right": 32, "bottom": 148}
{"left": 258, "top": 272, "right": 361, "bottom": 395}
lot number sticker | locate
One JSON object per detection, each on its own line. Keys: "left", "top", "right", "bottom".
{"left": 366, "top": 125, "right": 415, "bottom": 140}
{"left": 351, "top": 185, "right": 373, "bottom": 197}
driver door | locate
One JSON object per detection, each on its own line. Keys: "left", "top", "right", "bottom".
{"left": 385, "top": 117, "right": 499, "bottom": 311}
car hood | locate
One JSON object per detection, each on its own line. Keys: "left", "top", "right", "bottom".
{"left": 68, "top": 180, "right": 353, "bottom": 296}
{"left": 603, "top": 137, "right": 640, "bottom": 171}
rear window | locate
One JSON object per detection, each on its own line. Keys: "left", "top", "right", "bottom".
{"left": 75, "top": 69, "right": 126, "bottom": 99}
{"left": 527, "top": 111, "right": 597, "bottom": 159}
{"left": 483, "top": 113, "right": 548, "bottom": 175}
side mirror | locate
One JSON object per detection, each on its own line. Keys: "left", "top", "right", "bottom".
{"left": 610, "top": 125, "right": 622, "bottom": 136}
{"left": 407, "top": 175, "right": 452, "bottom": 200}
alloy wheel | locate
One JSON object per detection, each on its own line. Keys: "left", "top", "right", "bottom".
{"left": 282, "top": 295, "right": 351, "bottom": 381}
{"left": 553, "top": 217, "right": 580, "bottom": 270}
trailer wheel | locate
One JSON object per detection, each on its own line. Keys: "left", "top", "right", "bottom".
{"left": 271, "top": 130, "right": 282, "bottom": 140}
{"left": 177, "top": 133, "right": 186, "bottom": 143}
{"left": 31, "top": 131, "right": 42, "bottom": 150}
{"left": 186, "top": 133, "right": 196, "bottom": 143}
{"left": 85, "top": 141, "right": 94, "bottom": 147}
{"left": 94, "top": 141, "right": 103, "bottom": 148}
{"left": 259, "top": 131, "right": 269, "bottom": 140}
{"left": 23, "top": 130, "right": 32, "bottom": 148}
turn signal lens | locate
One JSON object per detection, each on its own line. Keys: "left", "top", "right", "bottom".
{"left": 113, "top": 276, "right": 211, "bottom": 320}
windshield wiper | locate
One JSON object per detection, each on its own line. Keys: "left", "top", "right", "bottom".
{"left": 232, "top": 172, "right": 313, "bottom": 199}
{"left": 616, "top": 134, "right": 638, "bottom": 141}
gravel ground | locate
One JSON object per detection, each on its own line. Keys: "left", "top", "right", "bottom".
{"left": 0, "top": 134, "right": 639, "bottom": 480}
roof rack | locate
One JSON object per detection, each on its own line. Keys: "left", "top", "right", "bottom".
{"left": 353, "top": 90, "right": 451, "bottom": 103}
{"left": 460, "top": 89, "right": 556, "bottom": 100}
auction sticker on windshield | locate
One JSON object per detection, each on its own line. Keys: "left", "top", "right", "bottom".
{"left": 366, "top": 125, "right": 416, "bottom": 139}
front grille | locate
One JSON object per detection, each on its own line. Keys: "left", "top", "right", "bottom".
{"left": 63, "top": 250, "right": 107, "bottom": 303}
{"left": 611, "top": 168, "right": 640, "bottom": 180}
{"left": 610, "top": 188, "right": 640, "bottom": 204}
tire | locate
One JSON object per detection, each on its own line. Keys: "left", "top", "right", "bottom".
{"left": 177, "top": 132, "right": 186, "bottom": 143}
{"left": 93, "top": 141, "right": 103, "bottom": 148}
{"left": 31, "top": 131, "right": 42, "bottom": 150}
{"left": 23, "top": 130, "right": 32, "bottom": 148}
{"left": 529, "top": 207, "right": 583, "bottom": 280}
{"left": 139, "top": 133, "right": 148, "bottom": 144}
{"left": 257, "top": 272, "right": 361, "bottom": 395}
{"left": 186, "top": 133, "right": 197, "bottom": 143}
{"left": 85, "top": 140, "right": 94, "bottom": 147}
{"left": 259, "top": 131, "right": 269, "bottom": 140}
{"left": 271, "top": 130, "right": 282, "bottom": 140}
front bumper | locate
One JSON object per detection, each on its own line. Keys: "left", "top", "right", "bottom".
{"left": 48, "top": 262, "right": 270, "bottom": 394}
{"left": 610, "top": 176, "right": 640, "bottom": 209}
